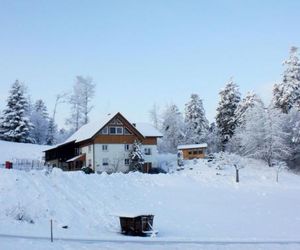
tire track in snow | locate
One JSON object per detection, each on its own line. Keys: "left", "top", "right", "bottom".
{"left": 0, "top": 233, "right": 300, "bottom": 246}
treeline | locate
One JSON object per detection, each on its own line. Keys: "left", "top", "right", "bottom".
{"left": 153, "top": 47, "right": 300, "bottom": 169}
{"left": 0, "top": 76, "right": 95, "bottom": 145}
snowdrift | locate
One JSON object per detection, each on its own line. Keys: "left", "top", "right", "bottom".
{"left": 0, "top": 157, "right": 300, "bottom": 242}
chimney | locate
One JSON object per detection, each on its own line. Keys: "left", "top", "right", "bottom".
{"left": 132, "top": 123, "right": 136, "bottom": 127}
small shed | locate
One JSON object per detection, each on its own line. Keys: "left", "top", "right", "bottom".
{"left": 177, "top": 143, "right": 207, "bottom": 160}
{"left": 118, "top": 214, "right": 156, "bottom": 236}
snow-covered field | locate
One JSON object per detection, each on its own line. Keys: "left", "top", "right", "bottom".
{"left": 0, "top": 151, "right": 300, "bottom": 249}
{"left": 0, "top": 140, "right": 50, "bottom": 167}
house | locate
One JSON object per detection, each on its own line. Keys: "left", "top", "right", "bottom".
{"left": 177, "top": 143, "right": 207, "bottom": 160}
{"left": 44, "top": 112, "right": 162, "bottom": 173}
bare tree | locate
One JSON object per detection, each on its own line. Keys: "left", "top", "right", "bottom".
{"left": 66, "top": 90, "right": 83, "bottom": 131}
{"left": 52, "top": 93, "right": 68, "bottom": 121}
{"left": 77, "top": 76, "right": 95, "bottom": 125}
{"left": 233, "top": 164, "right": 244, "bottom": 183}
{"left": 149, "top": 103, "right": 161, "bottom": 129}
{"left": 45, "top": 93, "right": 67, "bottom": 145}
{"left": 274, "top": 161, "right": 287, "bottom": 183}
{"left": 66, "top": 76, "right": 95, "bottom": 131}
{"left": 109, "top": 157, "right": 123, "bottom": 173}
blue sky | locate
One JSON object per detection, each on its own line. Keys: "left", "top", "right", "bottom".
{"left": 0, "top": 0, "right": 299, "bottom": 128}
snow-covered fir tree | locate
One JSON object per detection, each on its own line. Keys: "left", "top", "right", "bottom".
{"left": 56, "top": 128, "right": 72, "bottom": 144}
{"left": 273, "top": 46, "right": 300, "bottom": 113}
{"left": 236, "top": 103, "right": 291, "bottom": 166}
{"left": 46, "top": 118, "right": 57, "bottom": 145}
{"left": 234, "top": 92, "right": 263, "bottom": 128}
{"left": 227, "top": 98, "right": 265, "bottom": 154}
{"left": 206, "top": 122, "right": 222, "bottom": 153}
{"left": 158, "top": 104, "right": 185, "bottom": 153}
{"left": 215, "top": 78, "right": 241, "bottom": 149}
{"left": 66, "top": 76, "right": 95, "bottom": 131}
{"left": 184, "top": 94, "right": 209, "bottom": 144}
{"left": 0, "top": 80, "right": 34, "bottom": 143}
{"left": 30, "top": 99, "right": 49, "bottom": 144}
{"left": 129, "top": 140, "right": 144, "bottom": 171}
{"left": 35, "top": 99, "right": 48, "bottom": 116}
{"left": 285, "top": 106, "right": 300, "bottom": 169}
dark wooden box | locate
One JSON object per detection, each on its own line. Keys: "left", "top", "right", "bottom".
{"left": 119, "top": 215, "right": 154, "bottom": 236}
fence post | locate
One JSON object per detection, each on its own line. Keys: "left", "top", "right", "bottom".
{"left": 50, "top": 219, "right": 53, "bottom": 242}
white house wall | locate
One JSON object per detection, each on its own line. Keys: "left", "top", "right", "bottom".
{"left": 142, "top": 145, "right": 158, "bottom": 168}
{"left": 94, "top": 144, "right": 129, "bottom": 173}
{"left": 81, "top": 145, "right": 94, "bottom": 168}
{"left": 82, "top": 143, "right": 159, "bottom": 173}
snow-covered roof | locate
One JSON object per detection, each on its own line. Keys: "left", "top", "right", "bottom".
{"left": 45, "top": 140, "right": 75, "bottom": 151}
{"left": 134, "top": 123, "right": 163, "bottom": 137}
{"left": 66, "top": 154, "right": 85, "bottom": 162}
{"left": 113, "top": 213, "right": 154, "bottom": 218}
{"left": 64, "top": 115, "right": 163, "bottom": 144}
{"left": 111, "top": 211, "right": 154, "bottom": 218}
{"left": 64, "top": 113, "right": 115, "bottom": 144}
{"left": 48, "top": 113, "right": 162, "bottom": 151}
{"left": 177, "top": 143, "right": 208, "bottom": 150}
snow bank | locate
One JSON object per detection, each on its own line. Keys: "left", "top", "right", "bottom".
{"left": 156, "top": 153, "right": 177, "bottom": 171}
{"left": 0, "top": 157, "right": 300, "bottom": 243}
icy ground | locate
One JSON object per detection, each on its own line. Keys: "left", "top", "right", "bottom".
{"left": 0, "top": 154, "right": 300, "bottom": 249}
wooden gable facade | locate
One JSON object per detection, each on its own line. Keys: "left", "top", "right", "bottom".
{"left": 92, "top": 114, "right": 157, "bottom": 145}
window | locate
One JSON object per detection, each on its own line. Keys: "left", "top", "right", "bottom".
{"left": 88, "top": 145, "right": 92, "bottom": 153}
{"left": 124, "top": 128, "right": 132, "bottom": 135}
{"left": 102, "top": 158, "right": 109, "bottom": 166}
{"left": 124, "top": 159, "right": 130, "bottom": 165}
{"left": 144, "top": 148, "right": 152, "bottom": 155}
{"left": 109, "top": 126, "right": 123, "bottom": 135}
{"left": 100, "top": 126, "right": 108, "bottom": 134}
{"left": 124, "top": 144, "right": 130, "bottom": 151}
{"left": 109, "top": 127, "right": 116, "bottom": 134}
{"left": 102, "top": 145, "right": 108, "bottom": 151}
{"left": 188, "top": 151, "right": 192, "bottom": 155}
{"left": 116, "top": 127, "right": 123, "bottom": 134}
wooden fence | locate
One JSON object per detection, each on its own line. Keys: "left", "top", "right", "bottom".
{"left": 0, "top": 159, "right": 46, "bottom": 171}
